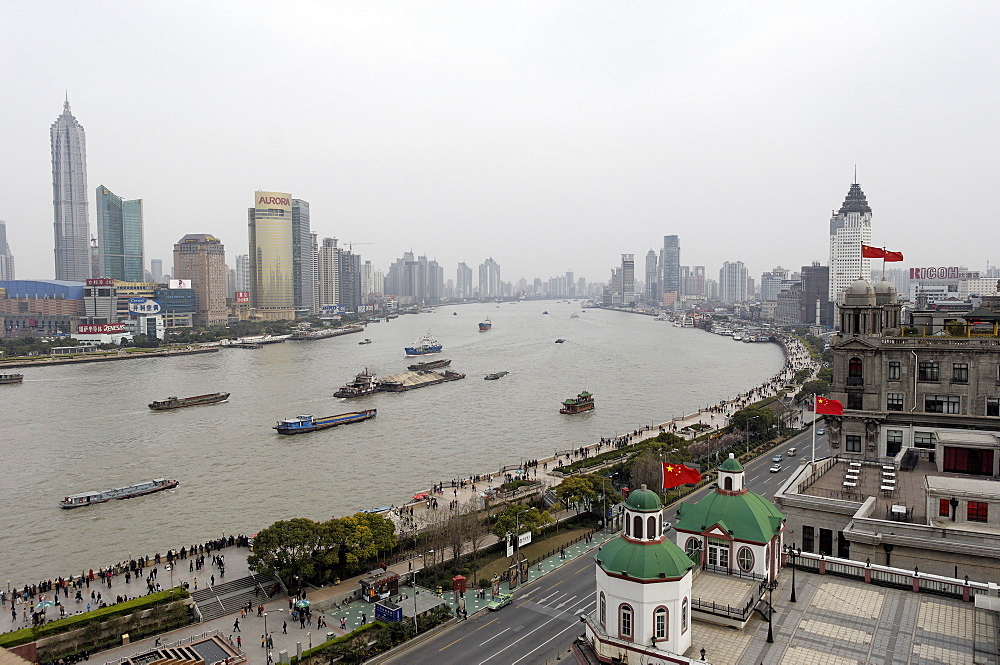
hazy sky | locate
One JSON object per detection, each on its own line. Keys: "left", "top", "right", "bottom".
{"left": 2, "top": 2, "right": 998, "bottom": 285}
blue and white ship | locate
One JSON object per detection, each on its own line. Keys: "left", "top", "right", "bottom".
{"left": 404, "top": 333, "right": 443, "bottom": 356}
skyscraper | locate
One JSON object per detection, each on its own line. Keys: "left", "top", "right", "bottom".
{"left": 173, "top": 234, "right": 228, "bottom": 327}
{"left": 456, "top": 262, "right": 473, "bottom": 299}
{"left": 479, "top": 258, "right": 500, "bottom": 298}
{"left": 660, "top": 235, "right": 680, "bottom": 299}
{"left": 719, "top": 260, "right": 748, "bottom": 303}
{"left": 621, "top": 254, "right": 635, "bottom": 304}
{"left": 829, "top": 181, "right": 873, "bottom": 303}
{"left": 248, "top": 191, "right": 295, "bottom": 319}
{"left": 96, "top": 186, "right": 144, "bottom": 281}
{"left": 51, "top": 97, "right": 91, "bottom": 281}
{"left": 291, "top": 199, "right": 314, "bottom": 315}
{"left": 0, "top": 221, "right": 15, "bottom": 280}
{"left": 150, "top": 258, "right": 163, "bottom": 284}
{"left": 316, "top": 238, "right": 340, "bottom": 309}
{"left": 645, "top": 250, "right": 659, "bottom": 302}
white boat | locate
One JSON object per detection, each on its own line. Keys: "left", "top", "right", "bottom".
{"left": 654, "top": 313, "right": 669, "bottom": 321}
{"left": 60, "top": 478, "right": 179, "bottom": 509}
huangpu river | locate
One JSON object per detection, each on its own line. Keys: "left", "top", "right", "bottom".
{"left": 0, "top": 302, "right": 783, "bottom": 584}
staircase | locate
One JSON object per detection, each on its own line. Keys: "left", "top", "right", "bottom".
{"left": 190, "top": 573, "right": 282, "bottom": 623}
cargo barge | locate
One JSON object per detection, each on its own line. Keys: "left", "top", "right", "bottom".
{"left": 148, "top": 392, "right": 230, "bottom": 410}
{"left": 60, "top": 478, "right": 179, "bottom": 509}
{"left": 378, "top": 369, "right": 465, "bottom": 392}
{"left": 273, "top": 409, "right": 377, "bottom": 434}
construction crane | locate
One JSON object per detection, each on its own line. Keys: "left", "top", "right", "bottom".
{"left": 344, "top": 241, "right": 373, "bottom": 253}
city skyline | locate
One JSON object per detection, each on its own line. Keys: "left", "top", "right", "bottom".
{"left": 2, "top": 4, "right": 997, "bottom": 283}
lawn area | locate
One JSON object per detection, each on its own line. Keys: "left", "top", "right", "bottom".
{"left": 474, "top": 527, "right": 591, "bottom": 582}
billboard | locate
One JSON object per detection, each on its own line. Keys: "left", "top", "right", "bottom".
{"left": 77, "top": 323, "right": 127, "bottom": 334}
{"left": 86, "top": 278, "right": 115, "bottom": 287}
{"left": 169, "top": 279, "right": 192, "bottom": 289}
{"left": 909, "top": 267, "right": 980, "bottom": 280}
{"left": 255, "top": 191, "right": 292, "bottom": 211}
{"left": 517, "top": 531, "right": 532, "bottom": 547}
{"left": 128, "top": 298, "right": 162, "bottom": 315}
{"left": 235, "top": 291, "right": 250, "bottom": 303}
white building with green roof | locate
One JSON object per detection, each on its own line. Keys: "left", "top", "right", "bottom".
{"left": 673, "top": 453, "right": 786, "bottom": 582}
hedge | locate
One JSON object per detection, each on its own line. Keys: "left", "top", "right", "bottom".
{"left": 290, "top": 623, "right": 379, "bottom": 664}
{"left": 0, "top": 587, "right": 189, "bottom": 648}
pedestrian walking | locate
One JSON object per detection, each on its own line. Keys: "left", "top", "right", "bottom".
{"left": 260, "top": 635, "right": 265, "bottom": 649}
{"left": 233, "top": 618, "right": 240, "bottom": 632}
{"left": 282, "top": 620, "right": 287, "bottom": 634}
{"left": 236, "top": 635, "right": 241, "bottom": 649}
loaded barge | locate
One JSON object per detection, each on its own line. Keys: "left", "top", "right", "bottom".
{"left": 274, "top": 409, "right": 377, "bottom": 434}
{"left": 148, "top": 392, "right": 230, "bottom": 410}
{"left": 60, "top": 478, "right": 179, "bottom": 509}
{"left": 378, "top": 370, "right": 465, "bottom": 392}
{"left": 407, "top": 358, "right": 451, "bottom": 371}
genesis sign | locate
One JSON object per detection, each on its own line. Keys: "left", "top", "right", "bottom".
{"left": 77, "top": 323, "right": 127, "bottom": 334}
{"left": 909, "top": 267, "right": 981, "bottom": 280}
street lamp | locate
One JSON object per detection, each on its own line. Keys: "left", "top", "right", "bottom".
{"left": 766, "top": 581, "right": 774, "bottom": 643}
{"left": 785, "top": 543, "right": 799, "bottom": 603}
{"left": 412, "top": 570, "right": 419, "bottom": 635}
{"left": 263, "top": 612, "right": 267, "bottom": 641}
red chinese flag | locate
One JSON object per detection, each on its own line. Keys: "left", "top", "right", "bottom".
{"left": 662, "top": 463, "right": 702, "bottom": 489}
{"left": 815, "top": 396, "right": 844, "bottom": 415}
{"left": 883, "top": 250, "right": 904, "bottom": 262}
{"left": 861, "top": 245, "right": 887, "bottom": 259}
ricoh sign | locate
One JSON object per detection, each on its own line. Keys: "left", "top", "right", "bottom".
{"left": 77, "top": 323, "right": 127, "bottom": 334}
{"left": 256, "top": 191, "right": 292, "bottom": 210}
{"left": 909, "top": 267, "right": 980, "bottom": 280}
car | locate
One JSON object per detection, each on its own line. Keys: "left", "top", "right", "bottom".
{"left": 787, "top": 448, "right": 797, "bottom": 456}
{"left": 816, "top": 428, "right": 825, "bottom": 435}
{"left": 770, "top": 464, "right": 782, "bottom": 473}
{"left": 772, "top": 454, "right": 783, "bottom": 462}
{"left": 486, "top": 592, "right": 513, "bottom": 610}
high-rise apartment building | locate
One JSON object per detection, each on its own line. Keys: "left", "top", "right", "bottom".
{"left": 248, "top": 191, "right": 295, "bottom": 319}
{"left": 173, "top": 234, "right": 228, "bottom": 327}
{"left": 479, "top": 258, "right": 500, "bottom": 298}
{"left": 150, "top": 258, "right": 163, "bottom": 284}
{"left": 660, "top": 235, "right": 680, "bottom": 297}
{"left": 339, "top": 247, "right": 362, "bottom": 312}
{"left": 829, "top": 181, "right": 873, "bottom": 303}
{"left": 456, "top": 262, "right": 473, "bottom": 299}
{"left": 645, "top": 250, "right": 659, "bottom": 302}
{"left": 719, "top": 260, "right": 748, "bottom": 303}
{"left": 51, "top": 97, "right": 91, "bottom": 281}
{"left": 234, "top": 254, "right": 250, "bottom": 293}
{"left": 760, "top": 267, "right": 791, "bottom": 302}
{"left": 361, "top": 261, "right": 383, "bottom": 301}
{"left": 316, "top": 238, "right": 340, "bottom": 310}
{"left": 95, "top": 186, "right": 144, "bottom": 282}
{"left": 291, "top": 199, "right": 314, "bottom": 315}
{"left": 0, "top": 221, "right": 15, "bottom": 281}
{"left": 621, "top": 254, "right": 635, "bottom": 304}
{"left": 801, "top": 262, "right": 832, "bottom": 326}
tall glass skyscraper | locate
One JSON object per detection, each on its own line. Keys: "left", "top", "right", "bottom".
{"left": 0, "top": 221, "right": 15, "bottom": 280}
{"left": 660, "top": 235, "right": 680, "bottom": 296}
{"left": 248, "top": 191, "right": 295, "bottom": 318}
{"left": 291, "top": 198, "right": 314, "bottom": 314}
{"left": 51, "top": 97, "right": 91, "bottom": 281}
{"left": 96, "top": 185, "right": 144, "bottom": 281}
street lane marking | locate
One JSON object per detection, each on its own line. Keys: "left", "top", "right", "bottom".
{"left": 555, "top": 594, "right": 577, "bottom": 609}
{"left": 439, "top": 637, "right": 463, "bottom": 651}
{"left": 478, "top": 627, "right": 510, "bottom": 646}
{"left": 508, "top": 619, "right": 582, "bottom": 665}
{"left": 476, "top": 612, "right": 567, "bottom": 665}
{"left": 544, "top": 580, "right": 562, "bottom": 591}
{"left": 573, "top": 564, "right": 589, "bottom": 574}
{"left": 516, "top": 599, "right": 532, "bottom": 608}
{"left": 475, "top": 617, "right": 500, "bottom": 631}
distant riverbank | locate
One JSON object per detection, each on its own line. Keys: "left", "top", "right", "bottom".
{"left": 0, "top": 346, "right": 218, "bottom": 368}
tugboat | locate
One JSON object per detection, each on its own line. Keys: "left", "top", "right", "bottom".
{"left": 148, "top": 393, "right": 230, "bottom": 410}
{"left": 0, "top": 373, "right": 24, "bottom": 385}
{"left": 484, "top": 371, "right": 509, "bottom": 380}
{"left": 273, "top": 409, "right": 377, "bottom": 434}
{"left": 405, "top": 333, "right": 442, "bottom": 356}
{"left": 60, "top": 478, "right": 179, "bottom": 509}
{"left": 334, "top": 369, "right": 380, "bottom": 398}
{"left": 479, "top": 318, "right": 492, "bottom": 332}
{"left": 407, "top": 358, "right": 452, "bottom": 371}
{"left": 560, "top": 391, "right": 595, "bottom": 415}
{"left": 555, "top": 338, "right": 566, "bottom": 343}
{"left": 358, "top": 338, "right": 372, "bottom": 345}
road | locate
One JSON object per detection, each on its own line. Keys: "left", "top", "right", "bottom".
{"left": 384, "top": 554, "right": 597, "bottom": 665}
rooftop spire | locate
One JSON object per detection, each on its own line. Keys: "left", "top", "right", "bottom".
{"left": 63, "top": 92, "right": 71, "bottom": 114}
{"left": 839, "top": 181, "right": 871, "bottom": 215}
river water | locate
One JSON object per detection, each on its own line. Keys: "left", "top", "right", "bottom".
{"left": 0, "top": 303, "right": 783, "bottom": 584}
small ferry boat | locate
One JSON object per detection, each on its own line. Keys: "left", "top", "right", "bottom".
{"left": 484, "top": 371, "right": 509, "bottom": 380}
{"left": 479, "top": 318, "right": 492, "bottom": 332}
{"left": 148, "top": 392, "right": 230, "bottom": 410}
{"left": 273, "top": 409, "right": 377, "bottom": 435}
{"left": 407, "top": 358, "right": 452, "bottom": 371}
{"left": 60, "top": 478, "right": 179, "bottom": 509}
{"left": 0, "top": 373, "right": 24, "bottom": 385}
{"left": 555, "top": 338, "right": 566, "bottom": 344}
{"left": 334, "top": 370, "right": 380, "bottom": 398}
{"left": 358, "top": 338, "right": 372, "bottom": 345}
{"left": 405, "top": 333, "right": 443, "bottom": 356}
{"left": 560, "top": 391, "right": 595, "bottom": 415}
{"left": 570, "top": 313, "right": 580, "bottom": 319}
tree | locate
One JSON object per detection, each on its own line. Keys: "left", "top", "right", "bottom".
{"left": 796, "top": 379, "right": 830, "bottom": 402}
{"left": 247, "top": 518, "right": 330, "bottom": 587}
{"left": 491, "top": 504, "right": 552, "bottom": 540}
{"left": 628, "top": 449, "right": 664, "bottom": 492}
{"left": 556, "top": 474, "right": 622, "bottom": 515}
{"left": 729, "top": 406, "right": 777, "bottom": 441}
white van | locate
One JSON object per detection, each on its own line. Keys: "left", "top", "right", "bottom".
{"left": 787, "top": 448, "right": 797, "bottom": 456}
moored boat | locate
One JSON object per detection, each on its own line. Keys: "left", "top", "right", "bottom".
{"left": 407, "top": 358, "right": 452, "bottom": 371}
{"left": 334, "top": 370, "right": 380, "bottom": 398}
{"left": 405, "top": 333, "right": 443, "bottom": 356}
{"left": 273, "top": 409, "right": 377, "bottom": 435}
{"left": 484, "top": 371, "right": 509, "bottom": 380}
{"left": 479, "top": 318, "right": 492, "bottom": 332}
{"left": 0, "top": 373, "right": 24, "bottom": 385}
{"left": 60, "top": 478, "right": 179, "bottom": 509}
{"left": 148, "top": 392, "right": 229, "bottom": 410}
{"left": 560, "top": 391, "right": 595, "bottom": 414}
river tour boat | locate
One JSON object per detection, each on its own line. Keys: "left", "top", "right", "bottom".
{"left": 560, "top": 391, "right": 595, "bottom": 415}
{"left": 273, "top": 409, "right": 377, "bottom": 435}
{"left": 60, "top": 478, "right": 179, "bottom": 509}
{"left": 148, "top": 392, "right": 230, "bottom": 410}
{"left": 484, "top": 371, "right": 509, "bottom": 380}
{"left": 334, "top": 369, "right": 380, "bottom": 398}
{"left": 0, "top": 373, "right": 24, "bottom": 385}
{"left": 407, "top": 358, "right": 452, "bottom": 371}
{"left": 358, "top": 338, "right": 372, "bottom": 345}
{"left": 405, "top": 333, "right": 443, "bottom": 356}
{"left": 479, "top": 318, "right": 492, "bottom": 332}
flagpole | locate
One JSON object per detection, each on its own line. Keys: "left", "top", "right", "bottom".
{"left": 812, "top": 394, "right": 817, "bottom": 468}
{"left": 881, "top": 249, "right": 886, "bottom": 281}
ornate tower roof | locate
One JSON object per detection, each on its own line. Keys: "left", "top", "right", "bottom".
{"left": 839, "top": 182, "right": 872, "bottom": 215}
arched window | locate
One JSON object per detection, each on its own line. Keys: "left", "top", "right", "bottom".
{"left": 681, "top": 598, "right": 688, "bottom": 633}
{"left": 599, "top": 592, "right": 606, "bottom": 628}
{"left": 738, "top": 546, "right": 755, "bottom": 572}
{"left": 724, "top": 476, "right": 733, "bottom": 491}
{"left": 619, "top": 604, "right": 633, "bottom": 639}
{"left": 633, "top": 515, "right": 643, "bottom": 539}
{"left": 685, "top": 537, "right": 700, "bottom": 558}
{"left": 625, "top": 515, "right": 631, "bottom": 537}
{"left": 849, "top": 357, "right": 863, "bottom": 379}
{"left": 653, "top": 606, "right": 668, "bottom": 640}
{"left": 647, "top": 516, "right": 656, "bottom": 539}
